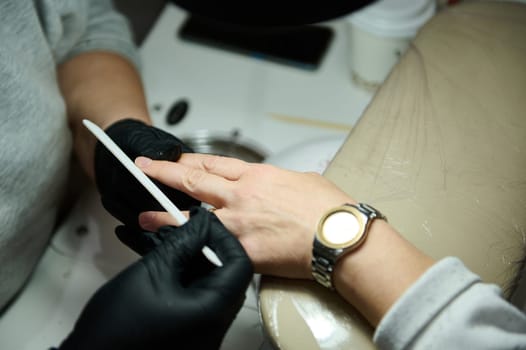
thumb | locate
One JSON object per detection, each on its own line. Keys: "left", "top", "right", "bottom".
{"left": 147, "top": 208, "right": 214, "bottom": 280}
{"left": 185, "top": 208, "right": 253, "bottom": 294}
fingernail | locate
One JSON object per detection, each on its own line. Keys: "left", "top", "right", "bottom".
{"left": 139, "top": 211, "right": 156, "bottom": 230}
{"left": 135, "top": 156, "right": 152, "bottom": 168}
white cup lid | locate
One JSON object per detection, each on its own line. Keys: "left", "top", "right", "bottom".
{"left": 349, "top": 0, "right": 436, "bottom": 38}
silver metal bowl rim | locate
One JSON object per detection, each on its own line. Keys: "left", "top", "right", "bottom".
{"left": 180, "top": 129, "right": 270, "bottom": 161}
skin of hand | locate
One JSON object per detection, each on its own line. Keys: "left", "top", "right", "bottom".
{"left": 134, "top": 153, "right": 353, "bottom": 279}
{"left": 57, "top": 51, "right": 152, "bottom": 179}
{"left": 59, "top": 207, "right": 253, "bottom": 350}
{"left": 134, "top": 153, "right": 435, "bottom": 327}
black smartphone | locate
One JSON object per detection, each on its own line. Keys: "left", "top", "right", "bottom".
{"left": 178, "top": 15, "right": 334, "bottom": 70}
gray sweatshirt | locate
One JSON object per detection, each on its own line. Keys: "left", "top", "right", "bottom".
{"left": 374, "top": 257, "right": 526, "bottom": 349}
{"left": 0, "top": 0, "right": 138, "bottom": 310}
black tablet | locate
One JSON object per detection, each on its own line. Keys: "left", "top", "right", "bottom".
{"left": 178, "top": 16, "right": 334, "bottom": 70}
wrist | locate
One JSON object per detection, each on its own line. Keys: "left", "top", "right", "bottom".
{"left": 332, "top": 219, "right": 435, "bottom": 326}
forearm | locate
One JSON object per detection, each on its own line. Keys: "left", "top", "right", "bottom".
{"left": 57, "top": 51, "right": 151, "bottom": 179}
{"left": 333, "top": 218, "right": 435, "bottom": 327}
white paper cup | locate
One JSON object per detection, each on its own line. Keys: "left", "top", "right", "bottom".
{"left": 346, "top": 0, "right": 436, "bottom": 90}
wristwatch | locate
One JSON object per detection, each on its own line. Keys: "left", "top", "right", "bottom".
{"left": 311, "top": 203, "right": 387, "bottom": 290}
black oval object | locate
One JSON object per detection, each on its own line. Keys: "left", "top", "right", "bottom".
{"left": 166, "top": 99, "right": 189, "bottom": 125}
{"left": 169, "top": 1, "right": 374, "bottom": 26}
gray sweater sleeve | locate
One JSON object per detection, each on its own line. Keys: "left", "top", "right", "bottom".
{"left": 374, "top": 257, "right": 526, "bottom": 349}
{"left": 46, "top": 0, "right": 140, "bottom": 69}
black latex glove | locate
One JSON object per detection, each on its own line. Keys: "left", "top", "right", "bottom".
{"left": 94, "top": 119, "right": 200, "bottom": 235}
{"left": 59, "top": 207, "right": 253, "bottom": 350}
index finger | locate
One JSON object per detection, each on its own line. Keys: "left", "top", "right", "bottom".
{"left": 136, "top": 157, "right": 234, "bottom": 207}
{"left": 178, "top": 153, "right": 251, "bottom": 181}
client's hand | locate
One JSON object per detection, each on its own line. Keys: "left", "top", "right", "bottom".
{"left": 59, "top": 207, "right": 253, "bottom": 350}
{"left": 134, "top": 154, "right": 354, "bottom": 279}
{"left": 94, "top": 119, "right": 200, "bottom": 253}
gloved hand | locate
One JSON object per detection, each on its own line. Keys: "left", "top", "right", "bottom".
{"left": 59, "top": 207, "right": 253, "bottom": 350}
{"left": 94, "top": 119, "right": 200, "bottom": 239}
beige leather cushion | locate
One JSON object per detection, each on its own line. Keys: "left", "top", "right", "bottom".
{"left": 259, "top": 2, "right": 526, "bottom": 349}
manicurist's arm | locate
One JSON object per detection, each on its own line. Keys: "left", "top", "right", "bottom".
{"left": 54, "top": 0, "right": 151, "bottom": 179}
{"left": 57, "top": 0, "right": 198, "bottom": 236}
{"left": 58, "top": 51, "right": 151, "bottom": 179}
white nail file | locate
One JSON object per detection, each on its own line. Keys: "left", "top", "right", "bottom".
{"left": 83, "top": 119, "right": 222, "bottom": 267}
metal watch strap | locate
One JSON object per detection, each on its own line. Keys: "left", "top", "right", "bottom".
{"left": 311, "top": 203, "right": 386, "bottom": 290}
{"left": 355, "top": 202, "right": 387, "bottom": 222}
{"left": 311, "top": 240, "right": 339, "bottom": 289}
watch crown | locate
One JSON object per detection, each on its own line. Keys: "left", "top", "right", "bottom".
{"left": 358, "top": 203, "right": 388, "bottom": 222}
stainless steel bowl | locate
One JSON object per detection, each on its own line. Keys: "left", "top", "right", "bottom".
{"left": 181, "top": 129, "right": 268, "bottom": 163}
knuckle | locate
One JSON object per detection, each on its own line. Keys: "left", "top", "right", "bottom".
{"left": 182, "top": 167, "right": 206, "bottom": 192}
{"left": 201, "top": 155, "right": 219, "bottom": 172}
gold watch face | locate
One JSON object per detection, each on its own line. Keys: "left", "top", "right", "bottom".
{"left": 317, "top": 206, "right": 366, "bottom": 249}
